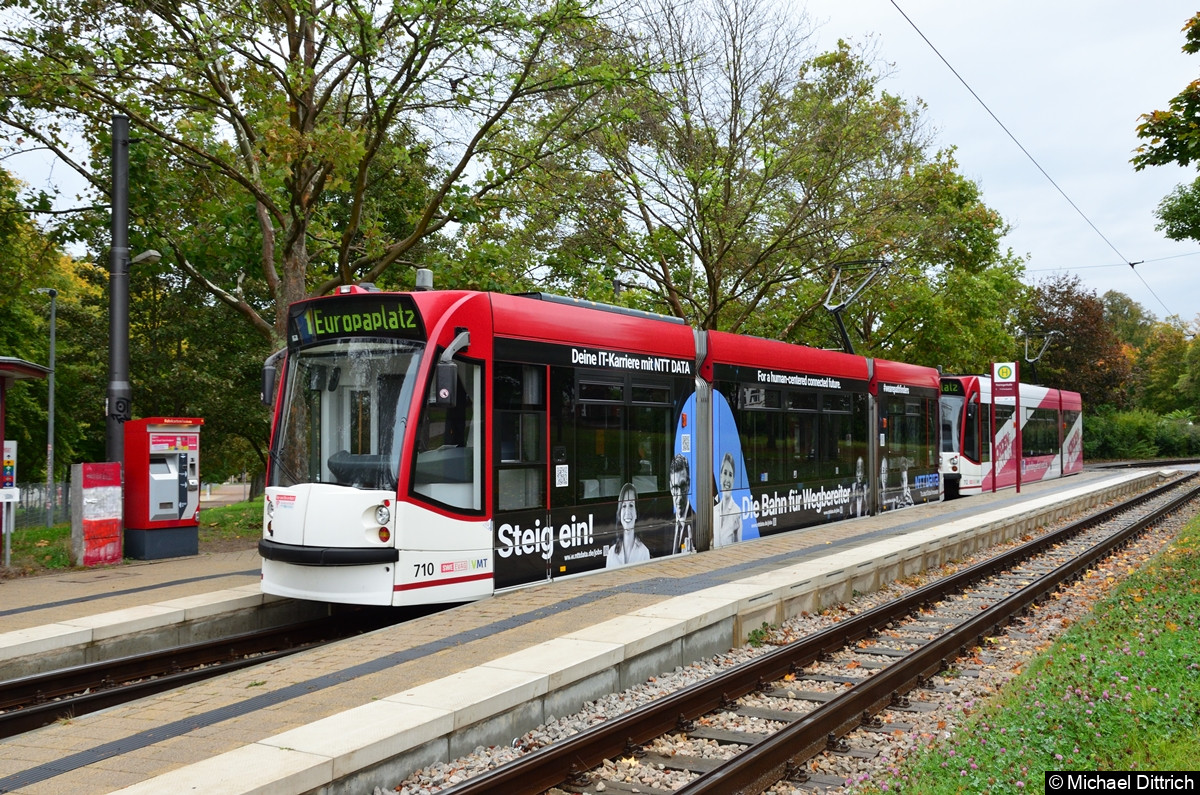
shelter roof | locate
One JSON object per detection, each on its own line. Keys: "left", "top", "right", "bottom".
{"left": 0, "top": 356, "right": 50, "bottom": 381}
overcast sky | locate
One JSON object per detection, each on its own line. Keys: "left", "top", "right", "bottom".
{"left": 802, "top": 0, "right": 1200, "bottom": 325}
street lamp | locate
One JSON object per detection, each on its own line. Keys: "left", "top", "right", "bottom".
{"left": 107, "top": 109, "right": 163, "bottom": 466}
{"left": 106, "top": 246, "right": 161, "bottom": 466}
{"left": 33, "top": 287, "right": 56, "bottom": 528}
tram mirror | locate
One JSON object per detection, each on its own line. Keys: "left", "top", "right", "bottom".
{"left": 261, "top": 364, "right": 277, "bottom": 407}
{"left": 432, "top": 361, "right": 458, "bottom": 407}
{"left": 261, "top": 348, "right": 286, "bottom": 407}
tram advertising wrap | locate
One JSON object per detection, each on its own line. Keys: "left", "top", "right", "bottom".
{"left": 259, "top": 286, "right": 1069, "bottom": 608}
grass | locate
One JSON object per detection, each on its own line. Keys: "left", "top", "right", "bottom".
{"left": 853, "top": 515, "right": 1200, "bottom": 794}
{"left": 197, "top": 496, "right": 264, "bottom": 547}
{"left": 2, "top": 496, "right": 263, "bottom": 577}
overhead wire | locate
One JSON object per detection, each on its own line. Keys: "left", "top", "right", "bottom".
{"left": 1026, "top": 250, "right": 1200, "bottom": 272}
{"left": 888, "top": 0, "right": 1178, "bottom": 318}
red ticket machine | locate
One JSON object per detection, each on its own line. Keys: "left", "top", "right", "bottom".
{"left": 124, "top": 417, "right": 203, "bottom": 559}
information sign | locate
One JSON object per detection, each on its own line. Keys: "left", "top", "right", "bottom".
{"left": 2, "top": 439, "right": 14, "bottom": 488}
{"left": 992, "top": 361, "right": 1018, "bottom": 398}
{"left": 991, "top": 362, "right": 1021, "bottom": 493}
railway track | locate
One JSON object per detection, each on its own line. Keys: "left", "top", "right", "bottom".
{"left": 0, "top": 610, "right": 399, "bottom": 739}
{"left": 425, "top": 474, "right": 1199, "bottom": 795}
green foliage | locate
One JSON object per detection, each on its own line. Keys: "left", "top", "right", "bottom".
{"left": 0, "top": 167, "right": 106, "bottom": 480}
{"left": 6, "top": 522, "right": 73, "bottom": 574}
{"left": 3, "top": 497, "right": 261, "bottom": 578}
{"left": 1135, "top": 320, "right": 1191, "bottom": 414}
{"left": 478, "top": 0, "right": 1019, "bottom": 370}
{"left": 1103, "top": 291, "right": 1155, "bottom": 350}
{"left": 746, "top": 622, "right": 775, "bottom": 648}
{"left": 1153, "top": 176, "right": 1200, "bottom": 242}
{"left": 199, "top": 497, "right": 266, "bottom": 544}
{"left": 1084, "top": 408, "right": 1200, "bottom": 460}
{"left": 1134, "top": 14, "right": 1200, "bottom": 247}
{"left": 855, "top": 514, "right": 1200, "bottom": 793}
{"left": 0, "top": 0, "right": 644, "bottom": 344}
{"left": 1134, "top": 13, "right": 1200, "bottom": 170}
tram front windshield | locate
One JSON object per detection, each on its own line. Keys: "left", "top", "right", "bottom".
{"left": 940, "top": 394, "right": 964, "bottom": 453}
{"left": 271, "top": 338, "right": 424, "bottom": 490}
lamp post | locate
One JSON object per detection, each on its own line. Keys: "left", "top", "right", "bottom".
{"left": 107, "top": 114, "right": 130, "bottom": 464}
{"left": 33, "top": 288, "right": 56, "bottom": 527}
{"left": 106, "top": 113, "right": 162, "bottom": 465}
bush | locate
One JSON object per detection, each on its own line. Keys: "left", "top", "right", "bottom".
{"left": 1084, "top": 408, "right": 1200, "bottom": 460}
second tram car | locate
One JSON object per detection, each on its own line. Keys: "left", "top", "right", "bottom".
{"left": 258, "top": 285, "right": 942, "bottom": 606}
{"left": 939, "top": 375, "right": 1083, "bottom": 498}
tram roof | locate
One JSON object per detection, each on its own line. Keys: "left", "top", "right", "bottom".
{"left": 705, "top": 330, "right": 870, "bottom": 380}
{"left": 491, "top": 291, "right": 696, "bottom": 357}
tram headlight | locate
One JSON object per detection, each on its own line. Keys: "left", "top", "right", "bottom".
{"left": 375, "top": 504, "right": 391, "bottom": 526}
{"left": 265, "top": 497, "right": 274, "bottom": 518}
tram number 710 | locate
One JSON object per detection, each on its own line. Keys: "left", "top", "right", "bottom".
{"left": 414, "top": 562, "right": 435, "bottom": 577}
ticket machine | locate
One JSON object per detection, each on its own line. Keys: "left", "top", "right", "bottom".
{"left": 124, "top": 417, "right": 203, "bottom": 559}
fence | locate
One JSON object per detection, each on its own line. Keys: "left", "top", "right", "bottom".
{"left": 2, "top": 481, "right": 72, "bottom": 530}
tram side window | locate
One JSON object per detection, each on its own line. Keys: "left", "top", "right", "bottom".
{"left": 1024, "top": 408, "right": 1059, "bottom": 457}
{"left": 926, "top": 397, "right": 938, "bottom": 466}
{"left": 884, "top": 397, "right": 936, "bottom": 470}
{"left": 962, "top": 400, "right": 979, "bottom": 461}
{"left": 786, "top": 391, "right": 819, "bottom": 482}
{"left": 577, "top": 379, "right": 625, "bottom": 499}
{"left": 1063, "top": 410, "right": 1081, "bottom": 439}
{"left": 741, "top": 387, "right": 785, "bottom": 484}
{"left": 495, "top": 362, "right": 546, "bottom": 511}
{"left": 993, "top": 404, "right": 1015, "bottom": 463}
{"left": 630, "top": 384, "right": 673, "bottom": 495}
{"left": 819, "top": 393, "right": 862, "bottom": 479}
{"left": 413, "top": 359, "right": 483, "bottom": 512}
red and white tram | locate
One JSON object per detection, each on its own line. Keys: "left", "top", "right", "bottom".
{"left": 258, "top": 285, "right": 942, "bottom": 606}
{"left": 939, "top": 375, "right": 1083, "bottom": 498}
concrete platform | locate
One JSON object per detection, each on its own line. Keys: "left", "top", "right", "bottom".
{"left": 0, "top": 468, "right": 1169, "bottom": 795}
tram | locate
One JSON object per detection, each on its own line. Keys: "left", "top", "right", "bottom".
{"left": 939, "top": 375, "right": 1083, "bottom": 498}
{"left": 258, "top": 284, "right": 941, "bottom": 606}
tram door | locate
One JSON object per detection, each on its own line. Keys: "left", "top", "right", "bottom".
{"left": 964, "top": 396, "right": 990, "bottom": 467}
{"left": 493, "top": 362, "right": 549, "bottom": 589}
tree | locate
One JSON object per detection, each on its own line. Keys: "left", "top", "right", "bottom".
{"left": 1135, "top": 319, "right": 1191, "bottom": 413}
{"left": 1019, "top": 273, "right": 1129, "bottom": 408}
{"left": 1133, "top": 13, "right": 1200, "bottom": 241}
{"left": 0, "top": 0, "right": 646, "bottom": 345}
{"left": 1102, "top": 290, "right": 1155, "bottom": 350}
{"left": 1134, "top": 14, "right": 1200, "bottom": 169}
{"left": 0, "top": 166, "right": 107, "bottom": 482}
{"left": 479, "top": 0, "right": 1018, "bottom": 373}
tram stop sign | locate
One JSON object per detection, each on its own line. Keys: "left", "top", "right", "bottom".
{"left": 992, "top": 361, "right": 1019, "bottom": 398}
